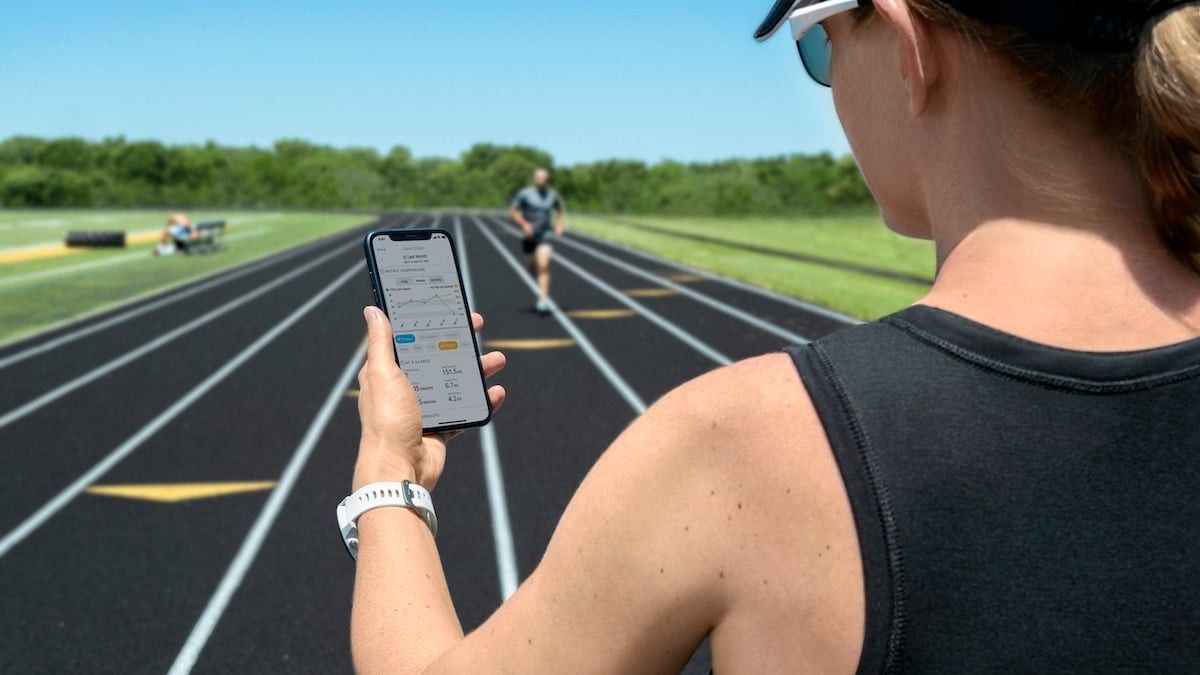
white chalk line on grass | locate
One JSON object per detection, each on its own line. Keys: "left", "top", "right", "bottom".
{"left": 0, "top": 263, "right": 361, "bottom": 560}
{"left": 0, "top": 241, "right": 355, "bottom": 431}
{"left": 454, "top": 215, "right": 519, "bottom": 599}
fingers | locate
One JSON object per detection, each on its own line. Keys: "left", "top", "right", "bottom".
{"left": 480, "top": 350, "right": 506, "bottom": 378}
{"left": 472, "top": 312, "right": 484, "bottom": 332}
{"left": 362, "top": 306, "right": 396, "bottom": 375}
{"left": 487, "top": 385, "right": 507, "bottom": 412}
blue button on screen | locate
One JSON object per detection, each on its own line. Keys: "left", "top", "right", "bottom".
{"left": 395, "top": 334, "right": 416, "bottom": 344}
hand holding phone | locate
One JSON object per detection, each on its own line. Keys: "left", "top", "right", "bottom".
{"left": 363, "top": 230, "right": 493, "bottom": 434}
{"left": 355, "top": 304, "right": 506, "bottom": 490}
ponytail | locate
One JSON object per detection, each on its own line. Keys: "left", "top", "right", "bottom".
{"left": 1135, "top": 5, "right": 1200, "bottom": 272}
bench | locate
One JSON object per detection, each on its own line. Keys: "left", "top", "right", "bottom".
{"left": 173, "top": 220, "right": 227, "bottom": 255}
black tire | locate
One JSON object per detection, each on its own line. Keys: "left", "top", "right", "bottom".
{"left": 65, "top": 231, "right": 126, "bottom": 248}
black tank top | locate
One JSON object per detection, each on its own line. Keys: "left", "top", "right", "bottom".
{"left": 785, "top": 305, "right": 1200, "bottom": 674}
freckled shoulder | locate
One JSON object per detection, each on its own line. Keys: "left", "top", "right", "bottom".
{"left": 637, "top": 352, "right": 848, "bottom": 547}
{"left": 661, "top": 354, "right": 865, "bottom": 672}
{"left": 651, "top": 352, "right": 826, "bottom": 468}
{"left": 447, "top": 353, "right": 863, "bottom": 675}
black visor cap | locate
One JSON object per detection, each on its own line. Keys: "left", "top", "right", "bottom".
{"left": 754, "top": 0, "right": 1185, "bottom": 51}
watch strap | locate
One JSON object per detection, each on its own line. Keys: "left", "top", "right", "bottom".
{"left": 336, "top": 480, "right": 437, "bottom": 559}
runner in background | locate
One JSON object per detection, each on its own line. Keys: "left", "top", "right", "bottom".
{"left": 508, "top": 168, "right": 566, "bottom": 315}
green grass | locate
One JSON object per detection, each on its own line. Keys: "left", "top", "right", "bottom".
{"left": 569, "top": 213, "right": 936, "bottom": 320}
{"left": 0, "top": 210, "right": 371, "bottom": 345}
{"left": 0, "top": 210, "right": 190, "bottom": 247}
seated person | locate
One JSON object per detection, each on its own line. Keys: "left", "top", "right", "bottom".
{"left": 155, "top": 212, "right": 196, "bottom": 255}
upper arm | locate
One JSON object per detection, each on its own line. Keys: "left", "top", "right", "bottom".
{"left": 426, "top": 354, "right": 837, "bottom": 675}
{"left": 509, "top": 191, "right": 526, "bottom": 210}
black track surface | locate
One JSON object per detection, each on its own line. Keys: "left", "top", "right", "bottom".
{"left": 0, "top": 212, "right": 857, "bottom": 674}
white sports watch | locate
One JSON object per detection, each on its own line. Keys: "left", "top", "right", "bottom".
{"left": 336, "top": 481, "right": 438, "bottom": 559}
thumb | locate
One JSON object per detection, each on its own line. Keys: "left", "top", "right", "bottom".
{"left": 363, "top": 306, "right": 396, "bottom": 373}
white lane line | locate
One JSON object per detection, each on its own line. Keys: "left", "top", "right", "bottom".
{"left": 0, "top": 228, "right": 366, "bottom": 369}
{"left": 493, "top": 217, "right": 811, "bottom": 345}
{"left": 454, "top": 215, "right": 519, "bottom": 599}
{"left": 568, "top": 226, "right": 861, "bottom": 326}
{"left": 486, "top": 222, "right": 731, "bottom": 366}
{"left": 0, "top": 264, "right": 361, "bottom": 560}
{"left": 166, "top": 340, "right": 366, "bottom": 675}
{"left": 0, "top": 242, "right": 355, "bottom": 431}
{"left": 471, "top": 216, "right": 646, "bottom": 413}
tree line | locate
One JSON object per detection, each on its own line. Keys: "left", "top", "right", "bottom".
{"left": 0, "top": 136, "right": 874, "bottom": 216}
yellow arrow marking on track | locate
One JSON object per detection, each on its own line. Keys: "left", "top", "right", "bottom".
{"left": 566, "top": 309, "right": 637, "bottom": 320}
{"left": 664, "top": 273, "right": 705, "bottom": 283}
{"left": 345, "top": 389, "right": 360, "bottom": 398}
{"left": 624, "top": 288, "right": 678, "bottom": 298}
{"left": 86, "top": 481, "right": 277, "bottom": 503}
{"left": 486, "top": 339, "right": 577, "bottom": 350}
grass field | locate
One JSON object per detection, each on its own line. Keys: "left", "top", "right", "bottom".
{"left": 0, "top": 210, "right": 370, "bottom": 345}
{"left": 569, "top": 213, "right": 936, "bottom": 319}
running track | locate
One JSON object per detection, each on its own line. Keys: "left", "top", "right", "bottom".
{"left": 0, "top": 213, "right": 858, "bottom": 673}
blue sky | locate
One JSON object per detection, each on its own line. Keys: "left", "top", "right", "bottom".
{"left": 0, "top": 0, "right": 852, "bottom": 165}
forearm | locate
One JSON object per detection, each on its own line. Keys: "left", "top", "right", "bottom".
{"left": 351, "top": 506, "right": 464, "bottom": 675}
{"left": 508, "top": 208, "right": 532, "bottom": 231}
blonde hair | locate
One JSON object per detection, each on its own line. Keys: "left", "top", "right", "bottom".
{"left": 1136, "top": 9, "right": 1200, "bottom": 271}
{"left": 873, "top": 2, "right": 1200, "bottom": 271}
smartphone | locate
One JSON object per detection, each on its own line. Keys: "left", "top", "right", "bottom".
{"left": 363, "top": 229, "right": 492, "bottom": 433}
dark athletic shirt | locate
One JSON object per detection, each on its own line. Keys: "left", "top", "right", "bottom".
{"left": 510, "top": 186, "right": 563, "bottom": 236}
{"left": 782, "top": 305, "right": 1200, "bottom": 674}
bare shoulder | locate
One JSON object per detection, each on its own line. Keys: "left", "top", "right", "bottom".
{"left": 585, "top": 352, "right": 860, "bottom": 597}
{"left": 646, "top": 352, "right": 832, "bottom": 495}
{"left": 536, "top": 352, "right": 854, "bottom": 599}
{"left": 438, "top": 355, "right": 864, "bottom": 674}
{"left": 644, "top": 353, "right": 866, "bottom": 672}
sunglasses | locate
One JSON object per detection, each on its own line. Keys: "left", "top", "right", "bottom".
{"left": 772, "top": 0, "right": 863, "bottom": 87}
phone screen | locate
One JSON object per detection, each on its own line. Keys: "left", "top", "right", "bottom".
{"left": 368, "top": 231, "right": 490, "bottom": 431}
